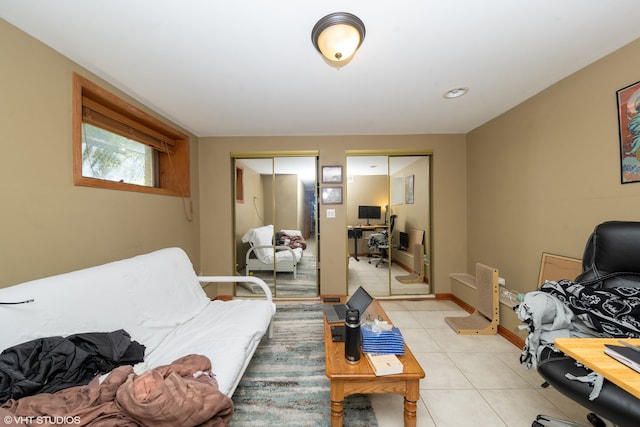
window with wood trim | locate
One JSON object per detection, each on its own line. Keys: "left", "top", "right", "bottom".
{"left": 235, "top": 165, "right": 244, "bottom": 203}
{"left": 72, "top": 73, "right": 190, "bottom": 197}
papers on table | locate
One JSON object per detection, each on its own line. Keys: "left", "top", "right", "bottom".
{"left": 365, "top": 353, "right": 403, "bottom": 376}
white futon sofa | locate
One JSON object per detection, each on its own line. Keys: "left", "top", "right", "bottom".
{"left": 0, "top": 247, "right": 275, "bottom": 397}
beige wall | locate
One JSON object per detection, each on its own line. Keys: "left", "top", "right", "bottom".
{"left": 467, "top": 38, "right": 640, "bottom": 313}
{"left": 272, "top": 174, "right": 301, "bottom": 232}
{"left": 8, "top": 11, "right": 637, "bottom": 304}
{"left": 346, "top": 175, "right": 388, "bottom": 227}
{"left": 258, "top": 174, "right": 303, "bottom": 232}
{"left": 199, "top": 136, "right": 466, "bottom": 296}
{"left": 0, "top": 19, "right": 200, "bottom": 287}
{"left": 391, "top": 157, "right": 431, "bottom": 252}
{"left": 345, "top": 174, "right": 387, "bottom": 258}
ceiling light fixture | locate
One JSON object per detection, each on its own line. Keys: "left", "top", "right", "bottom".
{"left": 311, "top": 12, "right": 365, "bottom": 65}
{"left": 443, "top": 87, "right": 469, "bottom": 99}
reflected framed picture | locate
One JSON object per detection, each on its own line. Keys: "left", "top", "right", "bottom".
{"left": 322, "top": 166, "right": 343, "bottom": 184}
{"left": 405, "top": 175, "right": 414, "bottom": 204}
{"left": 321, "top": 186, "right": 343, "bottom": 205}
{"left": 617, "top": 80, "right": 640, "bottom": 183}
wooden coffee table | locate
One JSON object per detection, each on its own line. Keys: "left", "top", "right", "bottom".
{"left": 324, "top": 299, "right": 425, "bottom": 427}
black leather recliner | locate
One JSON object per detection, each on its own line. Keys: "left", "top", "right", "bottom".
{"left": 575, "top": 221, "right": 640, "bottom": 289}
{"left": 535, "top": 221, "right": 640, "bottom": 427}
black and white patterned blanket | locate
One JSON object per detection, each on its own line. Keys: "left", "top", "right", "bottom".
{"left": 539, "top": 279, "right": 640, "bottom": 338}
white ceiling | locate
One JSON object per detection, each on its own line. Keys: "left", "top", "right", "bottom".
{"left": 2, "top": 1, "right": 640, "bottom": 137}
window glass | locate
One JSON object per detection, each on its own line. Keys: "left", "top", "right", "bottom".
{"left": 73, "top": 73, "right": 190, "bottom": 197}
{"left": 81, "top": 123, "right": 156, "bottom": 187}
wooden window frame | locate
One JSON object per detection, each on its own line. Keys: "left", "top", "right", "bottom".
{"left": 72, "top": 73, "right": 190, "bottom": 197}
{"left": 235, "top": 165, "right": 245, "bottom": 203}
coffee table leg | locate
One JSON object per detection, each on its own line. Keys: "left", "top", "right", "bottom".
{"left": 403, "top": 398, "right": 417, "bottom": 426}
{"left": 330, "top": 380, "right": 344, "bottom": 427}
{"left": 330, "top": 400, "right": 344, "bottom": 426}
{"left": 403, "top": 379, "right": 420, "bottom": 427}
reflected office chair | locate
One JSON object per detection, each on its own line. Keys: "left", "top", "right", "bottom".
{"left": 368, "top": 215, "right": 397, "bottom": 268}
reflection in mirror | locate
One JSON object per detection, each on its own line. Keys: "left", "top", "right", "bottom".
{"left": 388, "top": 156, "right": 431, "bottom": 296}
{"left": 273, "top": 157, "right": 318, "bottom": 297}
{"left": 346, "top": 156, "right": 390, "bottom": 297}
{"left": 233, "top": 156, "right": 318, "bottom": 298}
{"left": 346, "top": 155, "right": 431, "bottom": 297}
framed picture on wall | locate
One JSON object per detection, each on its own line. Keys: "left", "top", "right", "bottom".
{"left": 322, "top": 166, "right": 343, "bottom": 184}
{"left": 321, "top": 187, "right": 343, "bottom": 204}
{"left": 617, "top": 80, "right": 640, "bottom": 183}
{"left": 405, "top": 175, "right": 414, "bottom": 204}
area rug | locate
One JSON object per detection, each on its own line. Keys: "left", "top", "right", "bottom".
{"left": 231, "top": 303, "right": 378, "bottom": 426}
{"left": 271, "top": 253, "right": 318, "bottom": 297}
{"left": 239, "top": 252, "right": 318, "bottom": 297}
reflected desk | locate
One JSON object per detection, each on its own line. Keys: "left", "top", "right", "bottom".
{"left": 347, "top": 225, "right": 387, "bottom": 261}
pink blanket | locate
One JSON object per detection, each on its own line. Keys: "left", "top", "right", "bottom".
{"left": 0, "top": 354, "right": 233, "bottom": 426}
{"left": 279, "top": 231, "right": 307, "bottom": 250}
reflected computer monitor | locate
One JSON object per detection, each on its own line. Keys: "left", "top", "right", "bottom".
{"left": 358, "top": 205, "right": 381, "bottom": 226}
{"left": 398, "top": 231, "right": 409, "bottom": 251}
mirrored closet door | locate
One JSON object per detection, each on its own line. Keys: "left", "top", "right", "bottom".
{"left": 346, "top": 154, "right": 431, "bottom": 297}
{"left": 233, "top": 155, "right": 318, "bottom": 298}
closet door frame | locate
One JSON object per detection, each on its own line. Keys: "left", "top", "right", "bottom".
{"left": 232, "top": 151, "right": 319, "bottom": 298}
{"left": 345, "top": 150, "right": 432, "bottom": 297}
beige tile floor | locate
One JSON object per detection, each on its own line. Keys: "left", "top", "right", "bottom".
{"left": 368, "top": 299, "right": 594, "bottom": 427}
{"left": 348, "top": 254, "right": 430, "bottom": 297}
